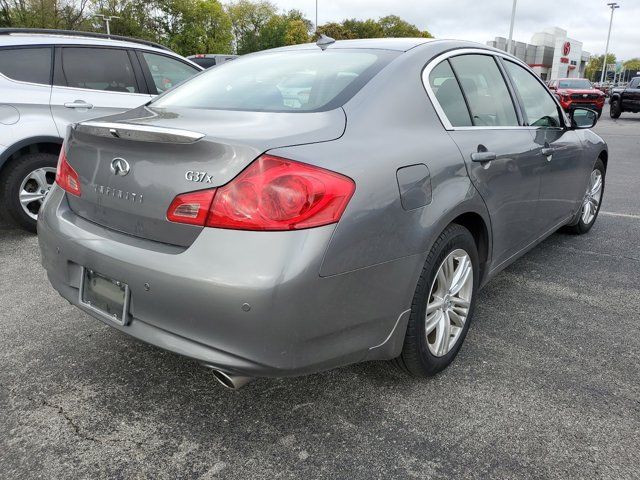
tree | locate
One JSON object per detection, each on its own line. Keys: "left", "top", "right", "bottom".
{"left": 158, "top": 0, "right": 233, "bottom": 55}
{"left": 318, "top": 15, "right": 433, "bottom": 41}
{"left": 623, "top": 58, "right": 640, "bottom": 75}
{"left": 378, "top": 15, "right": 432, "bottom": 38}
{"left": 1, "top": 0, "right": 92, "bottom": 30}
{"left": 227, "top": 0, "right": 277, "bottom": 54}
{"left": 316, "top": 21, "right": 354, "bottom": 40}
{"left": 585, "top": 53, "right": 616, "bottom": 81}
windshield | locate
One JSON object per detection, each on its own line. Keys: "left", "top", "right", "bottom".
{"left": 151, "top": 49, "right": 397, "bottom": 113}
{"left": 558, "top": 79, "right": 592, "bottom": 89}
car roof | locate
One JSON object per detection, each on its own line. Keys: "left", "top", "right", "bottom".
{"left": 0, "top": 30, "right": 172, "bottom": 56}
{"left": 270, "top": 37, "right": 437, "bottom": 53}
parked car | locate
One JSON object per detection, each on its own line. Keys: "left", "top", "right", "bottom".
{"left": 187, "top": 54, "right": 237, "bottom": 69}
{"left": 0, "top": 28, "right": 203, "bottom": 231}
{"left": 38, "top": 38, "right": 607, "bottom": 389}
{"left": 548, "top": 78, "right": 606, "bottom": 117}
{"left": 609, "top": 77, "right": 640, "bottom": 118}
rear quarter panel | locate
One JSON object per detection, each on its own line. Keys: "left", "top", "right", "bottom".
{"left": 269, "top": 43, "right": 491, "bottom": 278}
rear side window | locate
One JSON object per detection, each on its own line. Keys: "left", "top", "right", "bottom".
{"left": 140, "top": 52, "right": 199, "bottom": 94}
{"left": 504, "top": 61, "right": 561, "bottom": 128}
{"left": 428, "top": 60, "right": 472, "bottom": 127}
{"left": 0, "top": 47, "right": 51, "bottom": 85}
{"left": 449, "top": 55, "right": 519, "bottom": 127}
{"left": 59, "top": 48, "right": 139, "bottom": 93}
{"left": 152, "top": 50, "right": 398, "bottom": 113}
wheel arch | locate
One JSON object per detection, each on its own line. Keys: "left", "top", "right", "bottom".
{"left": 598, "top": 149, "right": 608, "bottom": 171}
{"left": 0, "top": 136, "right": 63, "bottom": 176}
{"left": 450, "top": 211, "right": 490, "bottom": 284}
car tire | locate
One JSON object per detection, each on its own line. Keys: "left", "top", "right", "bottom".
{"left": 393, "top": 224, "right": 479, "bottom": 377}
{"left": 610, "top": 100, "right": 622, "bottom": 119}
{"left": 1, "top": 152, "right": 58, "bottom": 233}
{"left": 597, "top": 109, "right": 602, "bottom": 119}
{"left": 563, "top": 159, "right": 605, "bottom": 235}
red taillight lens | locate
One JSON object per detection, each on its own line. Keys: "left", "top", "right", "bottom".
{"left": 167, "top": 189, "right": 216, "bottom": 225}
{"left": 55, "top": 146, "right": 81, "bottom": 196}
{"left": 166, "top": 155, "right": 355, "bottom": 231}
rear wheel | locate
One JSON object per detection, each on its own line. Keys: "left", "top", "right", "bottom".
{"left": 393, "top": 224, "right": 479, "bottom": 377}
{"left": 1, "top": 152, "right": 58, "bottom": 232}
{"left": 610, "top": 99, "right": 621, "bottom": 119}
{"left": 563, "top": 159, "right": 605, "bottom": 234}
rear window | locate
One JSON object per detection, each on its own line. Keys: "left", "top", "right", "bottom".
{"left": 152, "top": 49, "right": 398, "bottom": 112}
{"left": 0, "top": 47, "right": 51, "bottom": 84}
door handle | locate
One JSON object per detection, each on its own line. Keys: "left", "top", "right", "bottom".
{"left": 471, "top": 151, "right": 497, "bottom": 162}
{"left": 64, "top": 101, "right": 93, "bottom": 109}
{"left": 541, "top": 147, "right": 555, "bottom": 156}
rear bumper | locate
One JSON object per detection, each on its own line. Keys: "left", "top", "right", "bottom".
{"left": 38, "top": 186, "right": 420, "bottom": 377}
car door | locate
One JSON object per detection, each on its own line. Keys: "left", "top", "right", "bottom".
{"left": 426, "top": 53, "right": 545, "bottom": 268}
{"left": 135, "top": 50, "right": 201, "bottom": 95}
{"left": 629, "top": 78, "right": 640, "bottom": 109}
{"left": 50, "top": 46, "right": 152, "bottom": 136}
{"left": 502, "top": 59, "right": 588, "bottom": 230}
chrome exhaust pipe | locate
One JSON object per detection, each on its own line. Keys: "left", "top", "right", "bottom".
{"left": 204, "top": 365, "right": 254, "bottom": 390}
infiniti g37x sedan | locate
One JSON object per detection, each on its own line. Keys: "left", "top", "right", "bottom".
{"left": 38, "top": 38, "right": 607, "bottom": 389}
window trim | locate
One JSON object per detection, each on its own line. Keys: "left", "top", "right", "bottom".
{"left": 422, "top": 48, "right": 567, "bottom": 131}
{"left": 0, "top": 45, "right": 54, "bottom": 87}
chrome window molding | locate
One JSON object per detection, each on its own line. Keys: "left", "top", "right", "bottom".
{"left": 0, "top": 72, "right": 51, "bottom": 88}
{"left": 421, "top": 47, "right": 567, "bottom": 131}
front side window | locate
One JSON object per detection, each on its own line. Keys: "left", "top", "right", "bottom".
{"left": 152, "top": 50, "right": 397, "bottom": 113}
{"left": 449, "top": 55, "right": 519, "bottom": 127}
{"left": 428, "top": 60, "right": 472, "bottom": 127}
{"left": 0, "top": 47, "right": 51, "bottom": 85}
{"left": 140, "top": 52, "right": 199, "bottom": 94}
{"left": 60, "top": 48, "right": 138, "bottom": 93}
{"left": 504, "top": 60, "right": 561, "bottom": 128}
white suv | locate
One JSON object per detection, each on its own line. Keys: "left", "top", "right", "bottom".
{"left": 0, "top": 28, "right": 202, "bottom": 231}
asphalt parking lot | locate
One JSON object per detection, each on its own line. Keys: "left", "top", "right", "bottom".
{"left": 1, "top": 106, "right": 639, "bottom": 479}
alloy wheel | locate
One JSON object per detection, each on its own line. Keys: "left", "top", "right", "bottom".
{"left": 425, "top": 249, "right": 474, "bottom": 357}
{"left": 19, "top": 167, "right": 56, "bottom": 220}
{"left": 581, "top": 169, "right": 603, "bottom": 225}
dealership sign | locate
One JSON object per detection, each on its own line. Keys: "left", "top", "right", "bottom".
{"left": 563, "top": 41, "right": 571, "bottom": 56}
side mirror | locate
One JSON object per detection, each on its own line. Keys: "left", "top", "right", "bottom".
{"left": 570, "top": 108, "right": 598, "bottom": 129}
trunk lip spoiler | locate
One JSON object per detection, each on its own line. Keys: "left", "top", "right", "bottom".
{"left": 76, "top": 121, "right": 205, "bottom": 144}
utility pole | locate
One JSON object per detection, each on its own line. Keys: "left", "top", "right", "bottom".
{"left": 600, "top": 2, "right": 620, "bottom": 84}
{"left": 315, "top": 0, "right": 318, "bottom": 33}
{"left": 506, "top": 0, "right": 518, "bottom": 54}
{"left": 95, "top": 14, "right": 120, "bottom": 36}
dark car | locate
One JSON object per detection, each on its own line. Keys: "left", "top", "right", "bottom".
{"left": 549, "top": 78, "right": 606, "bottom": 117}
{"left": 187, "top": 54, "right": 238, "bottom": 69}
{"left": 38, "top": 39, "right": 607, "bottom": 389}
{"left": 609, "top": 77, "right": 640, "bottom": 118}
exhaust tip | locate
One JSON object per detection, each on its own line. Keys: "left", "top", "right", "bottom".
{"left": 203, "top": 365, "right": 254, "bottom": 390}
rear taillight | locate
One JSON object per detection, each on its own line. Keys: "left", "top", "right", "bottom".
{"left": 166, "top": 155, "right": 355, "bottom": 231}
{"left": 55, "top": 146, "right": 81, "bottom": 196}
{"left": 166, "top": 189, "right": 215, "bottom": 225}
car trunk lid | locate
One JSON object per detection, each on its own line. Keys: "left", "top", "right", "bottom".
{"left": 65, "top": 105, "right": 346, "bottom": 246}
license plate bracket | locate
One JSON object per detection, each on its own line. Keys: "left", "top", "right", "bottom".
{"left": 79, "top": 268, "right": 130, "bottom": 326}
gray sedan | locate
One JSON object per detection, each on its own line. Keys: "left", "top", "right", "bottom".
{"left": 38, "top": 38, "right": 607, "bottom": 389}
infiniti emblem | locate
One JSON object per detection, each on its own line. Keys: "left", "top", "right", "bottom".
{"left": 110, "top": 157, "right": 130, "bottom": 176}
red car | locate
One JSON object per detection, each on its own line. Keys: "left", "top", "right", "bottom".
{"left": 548, "top": 78, "right": 606, "bottom": 117}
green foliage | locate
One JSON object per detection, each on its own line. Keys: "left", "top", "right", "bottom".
{"left": 0, "top": 1, "right": 434, "bottom": 56}
{"left": 318, "top": 15, "right": 432, "bottom": 41}
{"left": 623, "top": 58, "right": 640, "bottom": 74}
{"left": 585, "top": 53, "right": 617, "bottom": 80}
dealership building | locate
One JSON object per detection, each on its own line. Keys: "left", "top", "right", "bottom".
{"left": 487, "top": 27, "right": 590, "bottom": 81}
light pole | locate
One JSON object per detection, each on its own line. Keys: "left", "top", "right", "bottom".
{"left": 600, "top": 2, "right": 620, "bottom": 84}
{"left": 95, "top": 14, "right": 120, "bottom": 36}
{"left": 315, "top": 0, "right": 318, "bottom": 33}
{"left": 506, "top": 0, "right": 518, "bottom": 54}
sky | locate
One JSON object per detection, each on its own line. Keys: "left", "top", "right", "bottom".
{"left": 271, "top": 0, "right": 638, "bottom": 61}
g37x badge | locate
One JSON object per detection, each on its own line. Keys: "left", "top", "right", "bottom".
{"left": 185, "top": 171, "right": 213, "bottom": 183}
